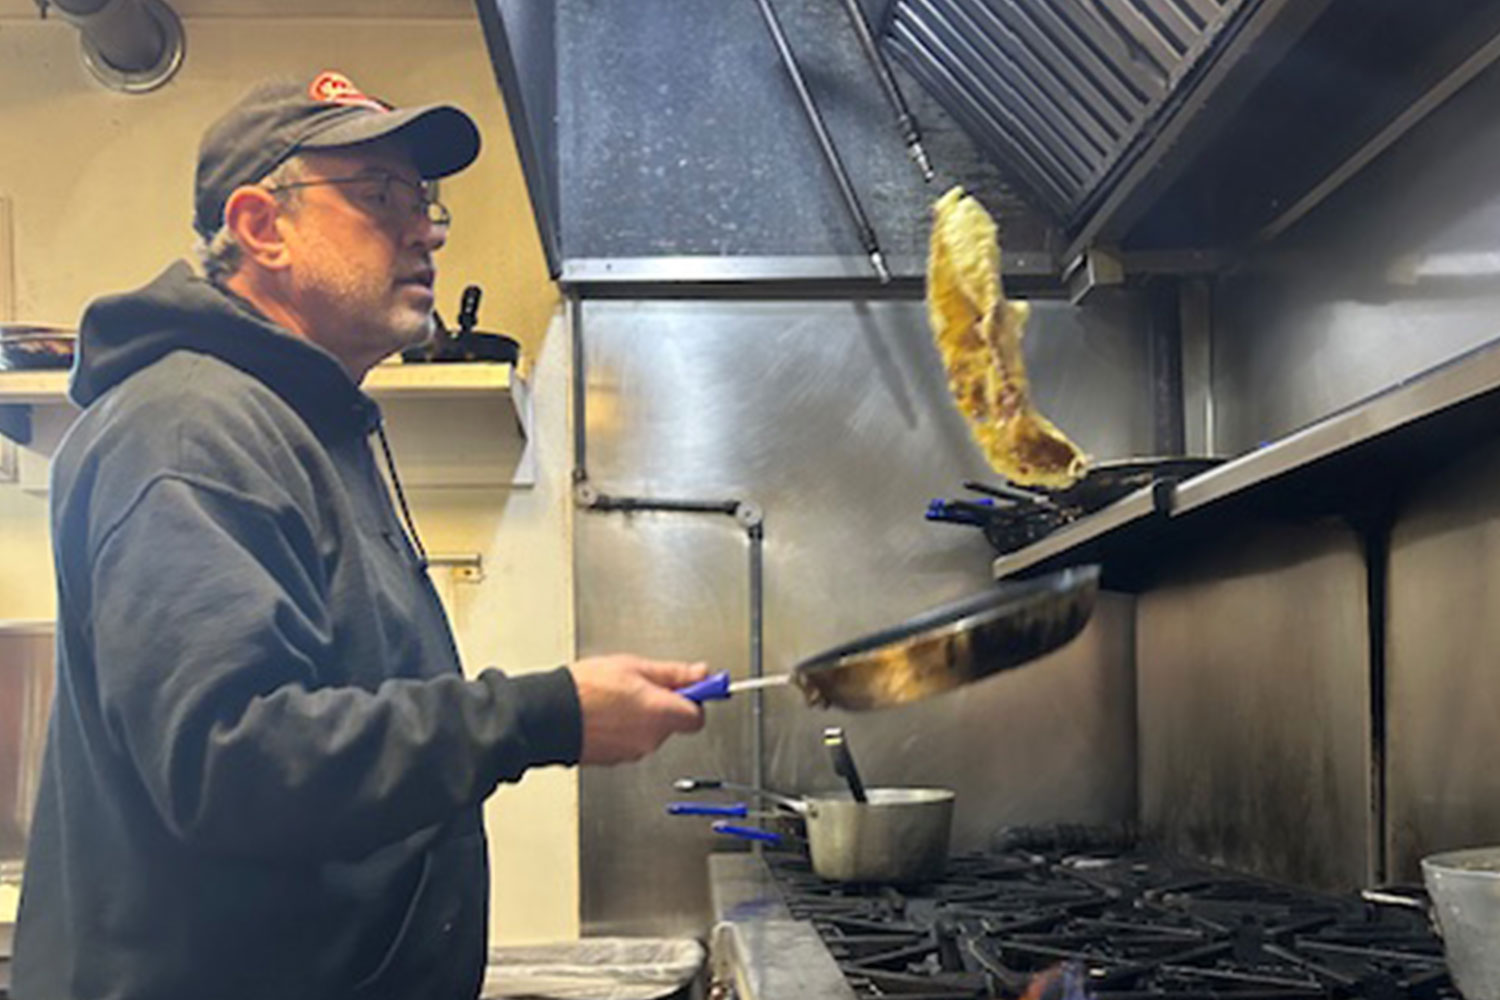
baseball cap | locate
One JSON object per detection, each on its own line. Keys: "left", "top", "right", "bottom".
{"left": 194, "top": 70, "right": 481, "bottom": 239}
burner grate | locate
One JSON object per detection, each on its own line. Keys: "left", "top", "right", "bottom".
{"left": 763, "top": 850, "right": 1458, "bottom": 1000}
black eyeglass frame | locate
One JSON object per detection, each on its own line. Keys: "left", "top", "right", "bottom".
{"left": 262, "top": 172, "right": 452, "bottom": 229}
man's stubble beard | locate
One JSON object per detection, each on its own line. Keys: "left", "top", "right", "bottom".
{"left": 301, "top": 243, "right": 431, "bottom": 362}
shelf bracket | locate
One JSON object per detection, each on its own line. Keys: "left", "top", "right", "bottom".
{"left": 1065, "top": 248, "right": 1124, "bottom": 306}
{"left": 427, "top": 552, "right": 484, "bottom": 584}
{"left": 509, "top": 368, "right": 536, "bottom": 486}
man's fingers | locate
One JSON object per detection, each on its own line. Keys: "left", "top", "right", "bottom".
{"left": 571, "top": 654, "right": 711, "bottom": 765}
{"left": 656, "top": 690, "right": 706, "bottom": 733}
{"left": 632, "top": 658, "right": 709, "bottom": 690}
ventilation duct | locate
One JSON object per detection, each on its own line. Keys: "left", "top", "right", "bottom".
{"left": 41, "top": 0, "right": 184, "bottom": 94}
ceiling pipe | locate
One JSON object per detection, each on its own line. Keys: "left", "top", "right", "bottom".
{"left": 39, "top": 0, "right": 184, "bottom": 94}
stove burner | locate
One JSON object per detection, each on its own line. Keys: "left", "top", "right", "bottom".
{"left": 764, "top": 850, "right": 1454, "bottom": 1000}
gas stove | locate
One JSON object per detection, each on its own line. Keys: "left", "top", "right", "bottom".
{"left": 708, "top": 846, "right": 1454, "bottom": 1000}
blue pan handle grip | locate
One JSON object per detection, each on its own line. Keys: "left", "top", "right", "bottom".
{"left": 667, "top": 802, "right": 750, "bottom": 817}
{"left": 711, "top": 821, "right": 783, "bottom": 845}
{"left": 676, "top": 670, "right": 732, "bottom": 703}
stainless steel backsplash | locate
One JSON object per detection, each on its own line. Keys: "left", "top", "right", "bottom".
{"left": 1137, "top": 520, "right": 1374, "bottom": 891}
{"left": 1212, "top": 65, "right": 1500, "bottom": 456}
{"left": 1176, "top": 62, "right": 1500, "bottom": 887}
{"left": 574, "top": 295, "right": 1151, "bottom": 935}
{"left": 1387, "top": 436, "right": 1500, "bottom": 881}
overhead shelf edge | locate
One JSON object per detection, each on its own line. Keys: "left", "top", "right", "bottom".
{"left": 995, "top": 336, "right": 1500, "bottom": 586}
{"left": 991, "top": 487, "right": 1159, "bottom": 580}
{"left": 1172, "top": 339, "right": 1500, "bottom": 515}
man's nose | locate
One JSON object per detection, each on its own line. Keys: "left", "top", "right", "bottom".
{"left": 412, "top": 216, "right": 447, "bottom": 252}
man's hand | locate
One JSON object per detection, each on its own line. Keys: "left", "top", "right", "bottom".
{"left": 569, "top": 655, "right": 709, "bottom": 765}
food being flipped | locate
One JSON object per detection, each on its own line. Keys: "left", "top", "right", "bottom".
{"left": 927, "top": 187, "right": 1087, "bottom": 489}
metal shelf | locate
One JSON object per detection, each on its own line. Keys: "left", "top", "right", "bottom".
{"left": 989, "top": 486, "right": 1161, "bottom": 581}
{"left": 0, "top": 361, "right": 514, "bottom": 405}
{"left": 0, "top": 361, "right": 532, "bottom": 489}
{"left": 995, "top": 336, "right": 1500, "bottom": 589}
{"left": 0, "top": 369, "right": 70, "bottom": 407}
{"left": 0, "top": 361, "right": 521, "bottom": 440}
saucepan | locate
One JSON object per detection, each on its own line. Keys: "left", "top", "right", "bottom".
{"left": 672, "top": 781, "right": 955, "bottom": 884}
{"left": 1423, "top": 848, "right": 1500, "bottom": 1000}
{"left": 1362, "top": 847, "right": 1500, "bottom": 1000}
{"left": 677, "top": 565, "right": 1100, "bottom": 711}
{"left": 669, "top": 731, "right": 954, "bottom": 884}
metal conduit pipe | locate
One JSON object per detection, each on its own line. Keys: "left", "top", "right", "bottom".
{"left": 41, "top": 0, "right": 184, "bottom": 94}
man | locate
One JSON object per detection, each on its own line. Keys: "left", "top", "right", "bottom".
{"left": 13, "top": 72, "right": 707, "bottom": 1000}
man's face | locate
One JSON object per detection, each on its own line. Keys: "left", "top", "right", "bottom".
{"left": 274, "top": 141, "right": 448, "bottom": 373}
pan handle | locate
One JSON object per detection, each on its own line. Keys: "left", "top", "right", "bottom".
{"left": 677, "top": 671, "right": 732, "bottom": 702}
{"left": 673, "top": 777, "right": 808, "bottom": 814}
{"left": 667, "top": 802, "right": 750, "bottom": 817}
{"left": 712, "top": 821, "right": 784, "bottom": 845}
{"left": 823, "top": 727, "right": 869, "bottom": 803}
{"left": 964, "top": 480, "right": 1059, "bottom": 509}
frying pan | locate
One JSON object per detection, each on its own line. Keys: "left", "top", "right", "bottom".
{"left": 678, "top": 565, "right": 1099, "bottom": 711}
{"left": 967, "top": 456, "right": 1222, "bottom": 517}
{"left": 1050, "top": 456, "right": 1222, "bottom": 512}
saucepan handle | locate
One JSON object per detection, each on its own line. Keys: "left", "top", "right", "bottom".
{"left": 1361, "top": 888, "right": 1428, "bottom": 911}
{"left": 667, "top": 802, "right": 750, "bottom": 817}
{"left": 672, "top": 776, "right": 807, "bottom": 814}
{"left": 711, "top": 821, "right": 783, "bottom": 845}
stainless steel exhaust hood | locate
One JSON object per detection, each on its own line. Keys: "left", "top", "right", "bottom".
{"left": 884, "top": 0, "right": 1247, "bottom": 218}
{"left": 476, "top": 0, "right": 1500, "bottom": 281}
{"left": 883, "top": 0, "right": 1500, "bottom": 262}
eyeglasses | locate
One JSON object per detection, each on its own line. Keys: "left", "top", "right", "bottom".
{"left": 263, "top": 172, "right": 451, "bottom": 229}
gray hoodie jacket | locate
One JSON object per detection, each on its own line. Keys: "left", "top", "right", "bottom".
{"left": 13, "top": 262, "right": 580, "bottom": 1000}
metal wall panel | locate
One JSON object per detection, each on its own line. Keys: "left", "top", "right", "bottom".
{"left": 1212, "top": 64, "right": 1500, "bottom": 455}
{"left": 576, "top": 295, "right": 1150, "bottom": 935}
{"left": 1387, "top": 436, "right": 1500, "bottom": 880}
{"left": 1213, "top": 270, "right": 1500, "bottom": 456}
{"left": 576, "top": 513, "right": 756, "bottom": 938}
{"left": 1137, "top": 520, "right": 1372, "bottom": 891}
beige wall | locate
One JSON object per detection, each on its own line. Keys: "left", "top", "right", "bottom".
{"left": 0, "top": 10, "right": 577, "bottom": 943}
{"left": 405, "top": 326, "right": 580, "bottom": 944}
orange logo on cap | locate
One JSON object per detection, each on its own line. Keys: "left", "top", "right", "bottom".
{"left": 308, "top": 71, "right": 389, "bottom": 112}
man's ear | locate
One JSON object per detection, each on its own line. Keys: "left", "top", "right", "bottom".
{"left": 223, "top": 186, "right": 292, "bottom": 271}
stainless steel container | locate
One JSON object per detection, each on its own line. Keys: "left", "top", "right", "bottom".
{"left": 0, "top": 621, "right": 54, "bottom": 863}
{"left": 803, "top": 787, "right": 955, "bottom": 883}
{"left": 1423, "top": 847, "right": 1500, "bottom": 1000}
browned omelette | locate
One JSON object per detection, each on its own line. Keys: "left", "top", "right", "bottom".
{"left": 927, "top": 186, "right": 1087, "bottom": 489}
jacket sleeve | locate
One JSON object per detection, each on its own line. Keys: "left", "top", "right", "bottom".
{"left": 87, "top": 473, "right": 581, "bottom": 862}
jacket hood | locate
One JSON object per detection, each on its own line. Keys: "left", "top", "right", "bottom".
{"left": 71, "top": 261, "right": 376, "bottom": 436}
